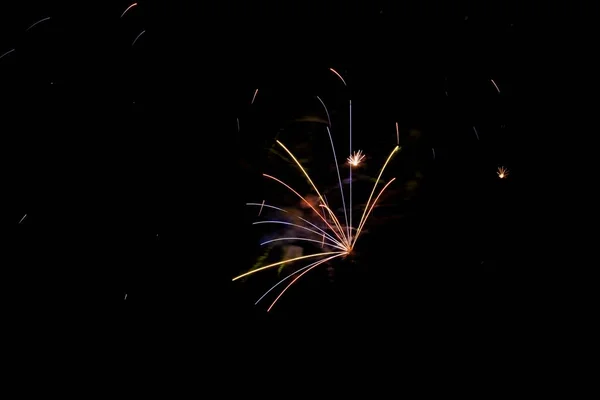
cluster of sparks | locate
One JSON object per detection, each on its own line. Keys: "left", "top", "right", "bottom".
{"left": 233, "top": 68, "right": 401, "bottom": 312}
{"left": 497, "top": 166, "right": 509, "bottom": 179}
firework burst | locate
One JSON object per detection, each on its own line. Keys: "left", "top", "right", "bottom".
{"left": 497, "top": 166, "right": 509, "bottom": 179}
{"left": 234, "top": 70, "right": 401, "bottom": 312}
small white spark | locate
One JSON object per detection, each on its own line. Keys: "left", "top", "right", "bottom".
{"left": 473, "top": 126, "right": 479, "bottom": 140}
{"left": 251, "top": 88, "right": 258, "bottom": 105}
{"left": 491, "top": 79, "right": 501, "bottom": 94}
{"left": 432, "top": 148, "right": 436, "bottom": 160}
{"left": 18, "top": 214, "right": 27, "bottom": 224}
{"left": 258, "top": 200, "right": 265, "bottom": 216}
{"left": 125, "top": 294, "right": 127, "bottom": 300}
{"left": 132, "top": 30, "right": 145, "bottom": 47}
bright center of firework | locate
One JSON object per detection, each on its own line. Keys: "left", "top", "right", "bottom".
{"left": 347, "top": 150, "right": 365, "bottom": 167}
{"left": 497, "top": 166, "right": 509, "bottom": 179}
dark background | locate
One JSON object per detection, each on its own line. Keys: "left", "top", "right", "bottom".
{"left": 2, "top": 1, "right": 570, "bottom": 371}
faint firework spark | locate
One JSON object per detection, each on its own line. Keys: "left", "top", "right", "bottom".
{"left": 236, "top": 117, "right": 240, "bottom": 132}
{"left": 0, "top": 48, "right": 15, "bottom": 61}
{"left": 120, "top": 3, "right": 138, "bottom": 18}
{"left": 432, "top": 148, "right": 436, "bottom": 160}
{"left": 26, "top": 17, "right": 51, "bottom": 32}
{"left": 395, "top": 122, "right": 399, "bottom": 145}
{"left": 316, "top": 96, "right": 331, "bottom": 127}
{"left": 18, "top": 214, "right": 27, "bottom": 224}
{"left": 329, "top": 68, "right": 347, "bottom": 86}
{"left": 125, "top": 294, "right": 127, "bottom": 300}
{"left": 497, "top": 166, "right": 509, "bottom": 179}
{"left": 258, "top": 200, "right": 265, "bottom": 216}
{"left": 491, "top": 79, "right": 501, "bottom": 94}
{"left": 251, "top": 88, "right": 259, "bottom": 105}
{"left": 132, "top": 30, "right": 145, "bottom": 46}
{"left": 473, "top": 126, "right": 479, "bottom": 140}
{"left": 347, "top": 150, "right": 365, "bottom": 167}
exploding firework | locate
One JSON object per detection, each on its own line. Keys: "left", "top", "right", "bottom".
{"left": 347, "top": 150, "right": 365, "bottom": 167}
{"left": 233, "top": 70, "right": 401, "bottom": 312}
{"left": 497, "top": 166, "right": 509, "bottom": 179}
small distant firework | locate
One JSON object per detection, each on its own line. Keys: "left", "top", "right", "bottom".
{"left": 347, "top": 150, "right": 365, "bottom": 167}
{"left": 497, "top": 166, "right": 509, "bottom": 179}
{"left": 234, "top": 70, "right": 401, "bottom": 311}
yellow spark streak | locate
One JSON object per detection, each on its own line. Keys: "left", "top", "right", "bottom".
{"left": 275, "top": 140, "right": 350, "bottom": 246}
{"left": 354, "top": 145, "right": 400, "bottom": 246}
{"left": 267, "top": 253, "right": 345, "bottom": 312}
{"left": 353, "top": 178, "right": 396, "bottom": 245}
{"left": 263, "top": 174, "right": 347, "bottom": 247}
{"left": 232, "top": 251, "right": 345, "bottom": 281}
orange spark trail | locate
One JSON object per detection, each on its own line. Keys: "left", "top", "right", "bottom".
{"left": 329, "top": 68, "right": 347, "bottom": 86}
{"left": 120, "top": 3, "right": 138, "bottom": 18}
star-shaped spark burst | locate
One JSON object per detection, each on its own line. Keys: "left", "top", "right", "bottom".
{"left": 497, "top": 166, "right": 509, "bottom": 179}
{"left": 347, "top": 150, "right": 365, "bottom": 167}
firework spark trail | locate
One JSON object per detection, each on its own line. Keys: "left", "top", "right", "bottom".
{"left": 0, "top": 48, "right": 15, "bottom": 61}
{"left": 255, "top": 254, "right": 342, "bottom": 305}
{"left": 329, "top": 68, "right": 347, "bottom": 86}
{"left": 432, "top": 148, "right": 436, "bottom": 159}
{"left": 121, "top": 3, "right": 138, "bottom": 18}
{"left": 267, "top": 253, "right": 345, "bottom": 312}
{"left": 18, "top": 214, "right": 27, "bottom": 224}
{"left": 353, "top": 146, "right": 400, "bottom": 246}
{"left": 236, "top": 117, "right": 240, "bottom": 132}
{"left": 354, "top": 178, "right": 396, "bottom": 241}
{"left": 326, "top": 126, "right": 350, "bottom": 242}
{"left": 261, "top": 174, "right": 346, "bottom": 246}
{"left": 349, "top": 100, "right": 353, "bottom": 243}
{"left": 491, "top": 79, "right": 500, "bottom": 94}
{"left": 26, "top": 17, "right": 51, "bottom": 32}
{"left": 316, "top": 96, "right": 331, "bottom": 127}
{"left": 269, "top": 143, "right": 349, "bottom": 246}
{"left": 260, "top": 237, "right": 346, "bottom": 251}
{"left": 473, "top": 126, "right": 479, "bottom": 140}
{"left": 247, "top": 202, "right": 343, "bottom": 248}
{"left": 396, "top": 122, "right": 400, "bottom": 145}
{"left": 251, "top": 88, "right": 259, "bottom": 105}
{"left": 258, "top": 200, "right": 265, "bottom": 216}
{"left": 253, "top": 221, "right": 344, "bottom": 249}
{"left": 132, "top": 30, "right": 145, "bottom": 46}
{"left": 232, "top": 251, "right": 345, "bottom": 281}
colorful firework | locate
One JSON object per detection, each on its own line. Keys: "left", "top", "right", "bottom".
{"left": 233, "top": 69, "right": 401, "bottom": 311}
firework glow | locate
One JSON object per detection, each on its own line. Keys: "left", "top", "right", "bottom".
{"left": 497, "top": 166, "right": 509, "bottom": 179}
{"left": 233, "top": 69, "right": 402, "bottom": 311}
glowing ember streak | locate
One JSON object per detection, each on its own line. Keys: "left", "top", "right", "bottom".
{"left": 232, "top": 251, "right": 345, "bottom": 281}
{"left": 251, "top": 88, "right": 258, "bottom": 104}
{"left": 267, "top": 253, "right": 345, "bottom": 311}
{"left": 347, "top": 150, "right": 365, "bottom": 167}
{"left": 491, "top": 79, "right": 500, "bottom": 93}
{"left": 120, "top": 3, "right": 138, "bottom": 18}
{"left": 353, "top": 146, "right": 400, "bottom": 246}
{"left": 329, "top": 68, "right": 347, "bottom": 86}
{"left": 497, "top": 166, "right": 509, "bottom": 179}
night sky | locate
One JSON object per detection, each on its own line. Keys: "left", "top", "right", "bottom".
{"left": 2, "top": 1, "right": 569, "bottom": 367}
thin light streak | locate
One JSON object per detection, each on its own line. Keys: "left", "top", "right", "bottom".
{"left": 0, "top": 48, "right": 15, "bottom": 61}
{"left": 232, "top": 251, "right": 345, "bottom": 281}
{"left": 395, "top": 122, "right": 400, "bottom": 145}
{"left": 260, "top": 237, "right": 345, "bottom": 251}
{"left": 18, "top": 214, "right": 27, "bottom": 224}
{"left": 236, "top": 117, "right": 240, "bottom": 132}
{"left": 316, "top": 96, "right": 331, "bottom": 127}
{"left": 353, "top": 178, "right": 397, "bottom": 244}
{"left": 120, "top": 3, "right": 138, "bottom": 18}
{"left": 354, "top": 146, "right": 400, "bottom": 246}
{"left": 267, "top": 253, "right": 345, "bottom": 311}
{"left": 253, "top": 221, "right": 343, "bottom": 249}
{"left": 132, "top": 30, "right": 145, "bottom": 46}
{"left": 270, "top": 143, "right": 349, "bottom": 246}
{"left": 349, "top": 100, "right": 353, "bottom": 243}
{"left": 26, "top": 17, "right": 51, "bottom": 32}
{"left": 326, "top": 126, "right": 349, "bottom": 242}
{"left": 258, "top": 200, "right": 265, "bottom": 216}
{"left": 255, "top": 254, "right": 342, "bottom": 305}
{"left": 329, "top": 68, "right": 347, "bottom": 86}
{"left": 432, "top": 148, "right": 436, "bottom": 159}
{"left": 246, "top": 202, "right": 288, "bottom": 214}
{"left": 491, "top": 79, "right": 500, "bottom": 93}
{"left": 473, "top": 126, "right": 479, "bottom": 140}
{"left": 251, "top": 88, "right": 258, "bottom": 105}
